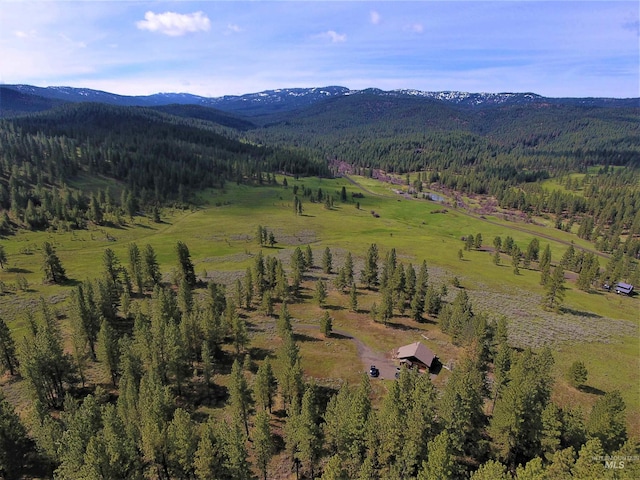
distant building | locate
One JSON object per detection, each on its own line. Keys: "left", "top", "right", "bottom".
{"left": 396, "top": 341, "right": 436, "bottom": 371}
{"left": 615, "top": 282, "right": 634, "bottom": 295}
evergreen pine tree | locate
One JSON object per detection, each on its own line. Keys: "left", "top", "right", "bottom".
{"left": 254, "top": 358, "right": 277, "bottom": 412}
{"left": 464, "top": 234, "right": 474, "bottom": 251}
{"left": 572, "top": 438, "right": 607, "bottom": 479}
{"left": 230, "top": 309, "right": 249, "bottom": 355}
{"left": 253, "top": 410, "right": 274, "bottom": 480}
{"left": 411, "top": 289, "right": 426, "bottom": 322}
{"left": 304, "top": 245, "right": 314, "bottom": 270}
{"left": 143, "top": 244, "right": 161, "bottom": 288}
{"left": 544, "top": 265, "right": 566, "bottom": 310}
{"left": 360, "top": 244, "right": 379, "bottom": 289}
{"left": 567, "top": 361, "right": 588, "bottom": 388}
{"left": 586, "top": 390, "right": 627, "bottom": 452}
{"left": 177, "top": 278, "right": 193, "bottom": 316}
{"left": 201, "top": 340, "right": 214, "bottom": 392}
{"left": 257, "top": 225, "right": 265, "bottom": 245}
{"left": 277, "top": 301, "right": 292, "bottom": 336}
{"left": 315, "top": 279, "right": 328, "bottom": 307}
{"left": 0, "top": 316, "right": 18, "bottom": 376}
{"left": 19, "top": 302, "right": 70, "bottom": 408}
{"left": 277, "top": 330, "right": 303, "bottom": 409}
{"left": 167, "top": 408, "right": 197, "bottom": 479}
{"left": 228, "top": 359, "right": 252, "bottom": 436}
{"left": 261, "top": 289, "right": 274, "bottom": 316}
{"left": 322, "top": 247, "right": 333, "bottom": 274}
{"left": 349, "top": 282, "right": 358, "bottom": 312}
{"left": 41, "top": 241, "right": 67, "bottom": 284}
{"left": 469, "top": 460, "right": 510, "bottom": 480}
{"left": 344, "top": 251, "right": 354, "bottom": 284}
{"left": 243, "top": 267, "right": 254, "bottom": 308}
{"left": 474, "top": 233, "right": 483, "bottom": 250}
{"left": 175, "top": 241, "right": 196, "bottom": 287}
{"left": 320, "top": 311, "right": 333, "bottom": 337}
{"left": 0, "top": 392, "right": 29, "bottom": 478}
{"left": 489, "top": 348, "right": 554, "bottom": 468}
{"left": 379, "top": 288, "right": 393, "bottom": 325}
{"left": 525, "top": 237, "right": 540, "bottom": 264}
{"left": 512, "top": 246, "right": 521, "bottom": 275}
{"left": 417, "top": 260, "right": 429, "bottom": 295}
{"left": 55, "top": 395, "right": 102, "bottom": 479}
{"left": 97, "top": 320, "right": 120, "bottom": 387}
{"left": 493, "top": 236, "right": 502, "bottom": 252}
{"left": 194, "top": 421, "right": 230, "bottom": 479}
{"left": 417, "top": 431, "right": 454, "bottom": 480}
{"left": 576, "top": 253, "right": 599, "bottom": 291}
{"left": 296, "top": 384, "right": 323, "bottom": 478}
{"left": 224, "top": 420, "right": 252, "bottom": 480}
{"left": 438, "top": 354, "right": 485, "bottom": 461}
{"left": 102, "top": 247, "right": 122, "bottom": 293}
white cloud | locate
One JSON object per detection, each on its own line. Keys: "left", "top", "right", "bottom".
{"left": 136, "top": 11, "right": 211, "bottom": 37}
{"left": 15, "top": 30, "right": 36, "bottom": 39}
{"left": 405, "top": 23, "right": 424, "bottom": 33}
{"left": 370, "top": 10, "right": 381, "bottom": 25}
{"left": 226, "top": 23, "right": 243, "bottom": 34}
{"left": 316, "top": 30, "right": 347, "bottom": 43}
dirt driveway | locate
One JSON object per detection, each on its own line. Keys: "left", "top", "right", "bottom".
{"left": 351, "top": 333, "right": 398, "bottom": 379}
{"left": 297, "top": 324, "right": 398, "bottom": 380}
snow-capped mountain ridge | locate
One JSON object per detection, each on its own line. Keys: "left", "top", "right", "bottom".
{"left": 2, "top": 84, "right": 637, "bottom": 118}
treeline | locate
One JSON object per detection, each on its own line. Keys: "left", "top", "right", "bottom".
{"left": 0, "top": 103, "right": 328, "bottom": 233}
{"left": 1, "top": 239, "right": 636, "bottom": 479}
{"left": 463, "top": 230, "right": 639, "bottom": 300}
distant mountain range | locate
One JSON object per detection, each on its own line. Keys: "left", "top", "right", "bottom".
{"left": 1, "top": 84, "right": 638, "bottom": 118}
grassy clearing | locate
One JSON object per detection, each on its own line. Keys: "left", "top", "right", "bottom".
{"left": 540, "top": 173, "right": 587, "bottom": 195}
{"left": 553, "top": 336, "right": 640, "bottom": 438}
{"left": 1, "top": 175, "right": 638, "bottom": 435}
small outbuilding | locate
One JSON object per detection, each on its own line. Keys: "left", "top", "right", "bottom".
{"left": 396, "top": 341, "right": 436, "bottom": 371}
{"left": 615, "top": 282, "right": 634, "bottom": 295}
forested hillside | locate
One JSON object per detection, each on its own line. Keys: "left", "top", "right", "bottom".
{"left": 251, "top": 93, "right": 640, "bottom": 173}
{"left": 0, "top": 103, "right": 326, "bottom": 233}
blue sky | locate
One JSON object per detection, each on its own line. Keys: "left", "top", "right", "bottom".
{"left": 1, "top": 1, "right": 638, "bottom": 98}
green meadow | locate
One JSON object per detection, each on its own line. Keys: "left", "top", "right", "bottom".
{"left": 1, "top": 175, "right": 638, "bottom": 435}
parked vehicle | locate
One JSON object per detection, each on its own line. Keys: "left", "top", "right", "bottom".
{"left": 369, "top": 365, "right": 380, "bottom": 377}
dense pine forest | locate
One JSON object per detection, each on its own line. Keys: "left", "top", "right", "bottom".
{"left": 0, "top": 88, "right": 639, "bottom": 479}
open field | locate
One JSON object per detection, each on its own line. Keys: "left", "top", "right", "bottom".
{"left": 1, "top": 175, "right": 638, "bottom": 437}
